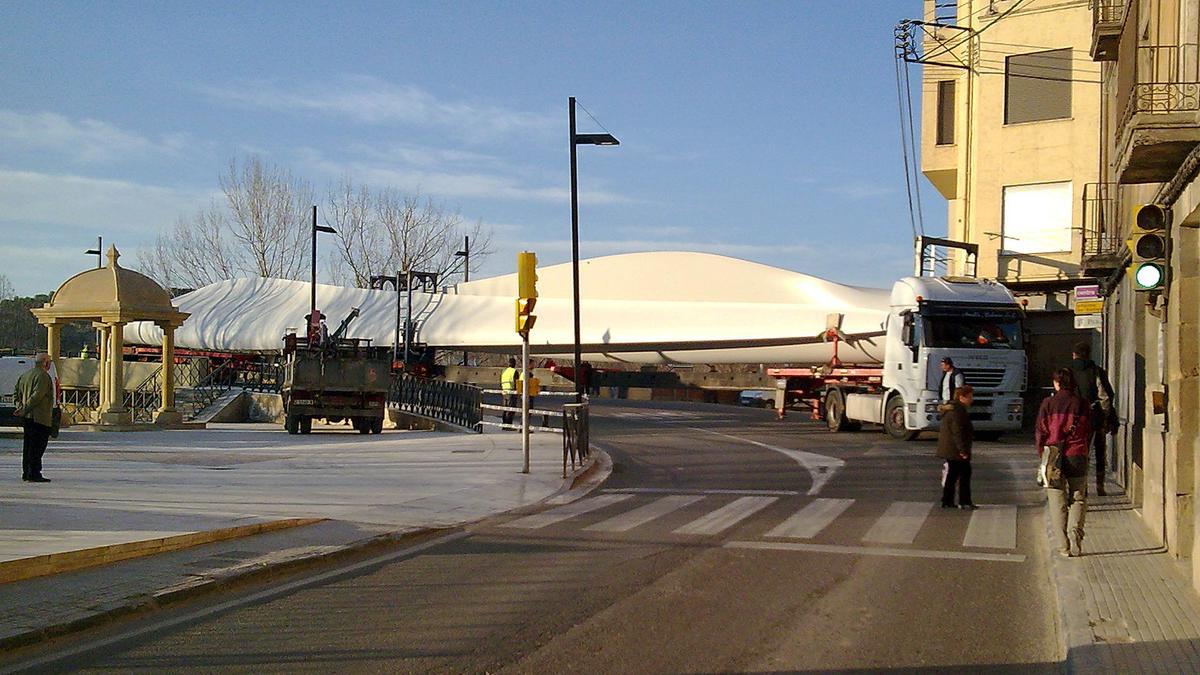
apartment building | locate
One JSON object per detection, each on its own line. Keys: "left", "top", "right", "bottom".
{"left": 917, "top": 0, "right": 1100, "bottom": 414}
{"left": 1086, "top": 0, "right": 1200, "bottom": 586}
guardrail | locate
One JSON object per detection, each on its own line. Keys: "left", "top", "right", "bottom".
{"left": 562, "top": 402, "right": 590, "bottom": 479}
{"left": 479, "top": 389, "right": 573, "bottom": 433}
{"left": 389, "top": 373, "right": 482, "bottom": 431}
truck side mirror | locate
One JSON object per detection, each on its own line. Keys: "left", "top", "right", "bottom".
{"left": 901, "top": 312, "right": 915, "bottom": 346}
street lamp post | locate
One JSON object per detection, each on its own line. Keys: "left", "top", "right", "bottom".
{"left": 455, "top": 236, "right": 470, "bottom": 366}
{"left": 310, "top": 205, "right": 336, "bottom": 318}
{"left": 85, "top": 236, "right": 102, "bottom": 269}
{"left": 569, "top": 96, "right": 619, "bottom": 402}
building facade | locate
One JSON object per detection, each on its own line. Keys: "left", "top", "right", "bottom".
{"left": 917, "top": 0, "right": 1101, "bottom": 420}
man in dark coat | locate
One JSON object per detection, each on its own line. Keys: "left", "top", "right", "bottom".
{"left": 937, "top": 384, "right": 976, "bottom": 509}
{"left": 1068, "top": 341, "right": 1115, "bottom": 495}
{"left": 1037, "top": 368, "right": 1093, "bottom": 557}
{"left": 14, "top": 353, "right": 55, "bottom": 482}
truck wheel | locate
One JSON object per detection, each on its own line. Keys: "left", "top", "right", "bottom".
{"left": 285, "top": 413, "right": 299, "bottom": 435}
{"left": 825, "top": 389, "right": 849, "bottom": 432}
{"left": 356, "top": 417, "right": 371, "bottom": 434}
{"left": 299, "top": 416, "right": 312, "bottom": 435}
{"left": 371, "top": 417, "right": 384, "bottom": 434}
{"left": 884, "top": 396, "right": 918, "bottom": 441}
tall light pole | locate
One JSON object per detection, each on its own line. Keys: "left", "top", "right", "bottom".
{"left": 455, "top": 236, "right": 470, "bottom": 366}
{"left": 569, "top": 96, "right": 619, "bottom": 402}
{"left": 85, "top": 236, "right": 102, "bottom": 268}
{"left": 310, "top": 205, "right": 336, "bottom": 318}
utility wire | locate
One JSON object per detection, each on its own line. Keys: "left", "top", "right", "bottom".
{"left": 923, "top": 0, "right": 1033, "bottom": 66}
{"left": 902, "top": 53, "right": 925, "bottom": 235}
{"left": 893, "top": 54, "right": 920, "bottom": 243}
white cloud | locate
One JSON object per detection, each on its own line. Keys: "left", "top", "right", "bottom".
{"left": 0, "top": 169, "right": 214, "bottom": 235}
{"left": 822, "top": 181, "right": 897, "bottom": 200}
{"left": 196, "top": 75, "right": 558, "bottom": 142}
{"left": 0, "top": 110, "right": 192, "bottom": 163}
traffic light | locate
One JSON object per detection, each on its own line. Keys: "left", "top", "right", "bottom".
{"left": 516, "top": 298, "right": 537, "bottom": 336}
{"left": 1129, "top": 204, "right": 1168, "bottom": 292}
{"left": 517, "top": 251, "right": 538, "bottom": 299}
{"left": 516, "top": 251, "right": 538, "bottom": 336}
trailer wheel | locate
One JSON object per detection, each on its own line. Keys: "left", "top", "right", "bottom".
{"left": 370, "top": 417, "right": 384, "bottom": 434}
{"left": 356, "top": 417, "right": 371, "bottom": 434}
{"left": 825, "top": 389, "right": 849, "bottom": 432}
{"left": 884, "top": 396, "right": 918, "bottom": 441}
{"left": 285, "top": 413, "right": 299, "bottom": 435}
{"left": 299, "top": 416, "right": 313, "bottom": 435}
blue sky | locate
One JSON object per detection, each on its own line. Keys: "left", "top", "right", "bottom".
{"left": 1, "top": 1, "right": 938, "bottom": 296}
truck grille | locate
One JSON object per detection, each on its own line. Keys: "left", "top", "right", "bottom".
{"left": 961, "top": 367, "right": 1005, "bottom": 389}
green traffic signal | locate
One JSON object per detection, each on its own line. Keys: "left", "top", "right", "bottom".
{"left": 1134, "top": 262, "right": 1164, "bottom": 291}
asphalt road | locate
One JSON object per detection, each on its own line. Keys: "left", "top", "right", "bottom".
{"left": 16, "top": 399, "right": 1059, "bottom": 673}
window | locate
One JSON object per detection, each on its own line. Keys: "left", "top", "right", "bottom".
{"left": 1004, "top": 48, "right": 1072, "bottom": 124}
{"left": 936, "top": 80, "right": 955, "bottom": 145}
{"left": 1002, "top": 181, "right": 1073, "bottom": 254}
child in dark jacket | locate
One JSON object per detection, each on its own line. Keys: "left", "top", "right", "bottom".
{"left": 1036, "top": 368, "right": 1093, "bottom": 557}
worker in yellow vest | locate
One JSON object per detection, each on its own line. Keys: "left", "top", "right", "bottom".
{"left": 500, "top": 357, "right": 518, "bottom": 426}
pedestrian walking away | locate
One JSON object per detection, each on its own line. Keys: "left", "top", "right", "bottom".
{"left": 937, "top": 384, "right": 977, "bottom": 509}
{"left": 13, "top": 352, "right": 55, "bottom": 482}
{"left": 500, "top": 357, "right": 518, "bottom": 426}
{"left": 1036, "top": 368, "right": 1093, "bottom": 557}
{"left": 1068, "top": 341, "right": 1116, "bottom": 496}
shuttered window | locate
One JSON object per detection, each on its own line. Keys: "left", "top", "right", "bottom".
{"left": 936, "top": 80, "right": 955, "bottom": 145}
{"left": 1004, "top": 49, "right": 1072, "bottom": 124}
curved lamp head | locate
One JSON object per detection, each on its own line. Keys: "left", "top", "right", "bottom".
{"left": 574, "top": 133, "right": 620, "bottom": 146}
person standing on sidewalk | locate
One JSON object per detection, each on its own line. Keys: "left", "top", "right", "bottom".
{"left": 500, "top": 357, "right": 518, "bottom": 426}
{"left": 1068, "top": 342, "right": 1116, "bottom": 496}
{"left": 937, "top": 385, "right": 977, "bottom": 509}
{"left": 939, "top": 357, "right": 966, "bottom": 404}
{"left": 1036, "top": 368, "right": 1093, "bottom": 557}
{"left": 13, "top": 353, "right": 55, "bottom": 482}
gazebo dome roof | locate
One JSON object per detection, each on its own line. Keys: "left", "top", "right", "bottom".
{"left": 33, "top": 246, "right": 188, "bottom": 326}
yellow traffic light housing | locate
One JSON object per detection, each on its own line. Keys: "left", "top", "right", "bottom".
{"left": 516, "top": 297, "right": 537, "bottom": 336}
{"left": 1129, "top": 204, "right": 1168, "bottom": 292}
{"left": 517, "top": 251, "right": 538, "bottom": 300}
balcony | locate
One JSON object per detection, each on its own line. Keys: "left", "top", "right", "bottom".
{"left": 1080, "top": 183, "right": 1126, "bottom": 275}
{"left": 1116, "top": 44, "right": 1200, "bottom": 184}
{"left": 1090, "top": 0, "right": 1125, "bottom": 61}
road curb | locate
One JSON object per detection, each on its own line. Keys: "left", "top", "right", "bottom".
{"left": 0, "top": 523, "right": 444, "bottom": 654}
{"left": 544, "top": 447, "right": 612, "bottom": 506}
{"left": 1042, "top": 496, "right": 1101, "bottom": 673}
{"left": 0, "top": 518, "right": 325, "bottom": 585}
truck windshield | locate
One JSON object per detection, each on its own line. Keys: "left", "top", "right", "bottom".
{"left": 922, "top": 311, "right": 1023, "bottom": 350}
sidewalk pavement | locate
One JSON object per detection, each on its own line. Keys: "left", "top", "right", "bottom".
{"left": 1047, "top": 478, "right": 1200, "bottom": 673}
{"left": 0, "top": 422, "right": 602, "bottom": 651}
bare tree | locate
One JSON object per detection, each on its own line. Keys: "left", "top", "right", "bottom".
{"left": 0, "top": 274, "right": 13, "bottom": 302}
{"left": 137, "top": 155, "right": 312, "bottom": 288}
{"left": 326, "top": 184, "right": 492, "bottom": 288}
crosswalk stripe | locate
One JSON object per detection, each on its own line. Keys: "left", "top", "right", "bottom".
{"left": 862, "top": 501, "right": 933, "bottom": 545}
{"left": 673, "top": 496, "right": 778, "bottom": 536}
{"left": 765, "top": 498, "right": 855, "bottom": 539}
{"left": 585, "top": 495, "right": 705, "bottom": 532}
{"left": 963, "top": 504, "right": 1018, "bottom": 549}
{"left": 500, "top": 494, "right": 634, "bottom": 529}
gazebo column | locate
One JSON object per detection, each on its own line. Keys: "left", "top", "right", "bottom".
{"left": 96, "top": 324, "right": 110, "bottom": 413}
{"left": 45, "top": 323, "right": 61, "bottom": 375}
{"left": 154, "top": 325, "right": 183, "bottom": 426}
{"left": 99, "top": 322, "right": 131, "bottom": 425}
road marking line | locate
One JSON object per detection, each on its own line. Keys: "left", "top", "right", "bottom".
{"left": 499, "top": 494, "right": 633, "bottom": 529}
{"left": 585, "top": 495, "right": 705, "bottom": 532}
{"left": 862, "top": 501, "right": 933, "bottom": 545}
{"left": 603, "top": 487, "right": 800, "bottom": 496}
{"left": 765, "top": 498, "right": 855, "bottom": 539}
{"left": 673, "top": 496, "right": 777, "bottom": 536}
{"left": 724, "top": 540, "right": 1026, "bottom": 563}
{"left": 963, "top": 504, "right": 1018, "bottom": 549}
{"left": 687, "top": 427, "right": 844, "bottom": 495}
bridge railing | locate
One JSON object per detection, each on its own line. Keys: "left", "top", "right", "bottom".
{"left": 478, "top": 389, "right": 572, "bottom": 433}
{"left": 388, "top": 373, "right": 482, "bottom": 431}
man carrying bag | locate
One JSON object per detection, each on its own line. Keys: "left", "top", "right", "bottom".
{"left": 13, "top": 352, "right": 56, "bottom": 482}
{"left": 1036, "top": 368, "right": 1092, "bottom": 557}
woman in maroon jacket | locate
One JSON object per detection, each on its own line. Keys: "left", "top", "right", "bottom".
{"left": 1036, "top": 368, "right": 1094, "bottom": 557}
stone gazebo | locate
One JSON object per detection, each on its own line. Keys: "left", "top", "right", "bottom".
{"left": 32, "top": 246, "right": 189, "bottom": 426}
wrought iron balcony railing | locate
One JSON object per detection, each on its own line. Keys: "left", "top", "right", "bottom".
{"left": 1091, "top": 0, "right": 1125, "bottom": 26}
{"left": 1081, "top": 183, "right": 1126, "bottom": 267}
{"left": 1119, "top": 44, "right": 1200, "bottom": 135}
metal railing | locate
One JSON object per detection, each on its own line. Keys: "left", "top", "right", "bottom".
{"left": 479, "top": 388, "right": 572, "bottom": 433}
{"left": 1091, "top": 0, "right": 1125, "bottom": 26}
{"left": 562, "top": 402, "right": 590, "bottom": 478}
{"left": 388, "top": 373, "right": 482, "bottom": 431}
{"left": 1120, "top": 44, "right": 1200, "bottom": 135}
{"left": 1082, "top": 182, "right": 1125, "bottom": 259}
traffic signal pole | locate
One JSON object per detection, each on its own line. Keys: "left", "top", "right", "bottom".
{"left": 521, "top": 334, "right": 530, "bottom": 474}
